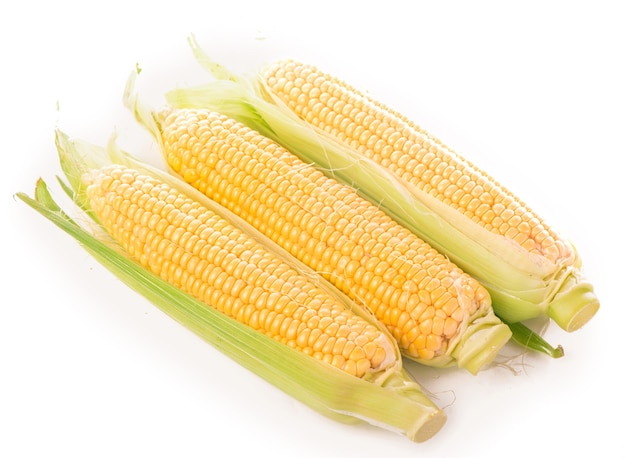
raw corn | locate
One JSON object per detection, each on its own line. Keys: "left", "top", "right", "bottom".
{"left": 161, "top": 38, "right": 598, "bottom": 336}
{"left": 256, "top": 59, "right": 599, "bottom": 331}
{"left": 127, "top": 95, "right": 511, "bottom": 373}
{"left": 16, "top": 131, "right": 448, "bottom": 442}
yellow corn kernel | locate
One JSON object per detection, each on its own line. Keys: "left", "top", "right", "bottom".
{"left": 157, "top": 108, "right": 501, "bottom": 367}
{"left": 82, "top": 164, "right": 396, "bottom": 378}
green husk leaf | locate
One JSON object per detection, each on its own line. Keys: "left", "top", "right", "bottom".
{"left": 15, "top": 131, "right": 448, "bottom": 442}
{"left": 505, "top": 320, "right": 564, "bottom": 359}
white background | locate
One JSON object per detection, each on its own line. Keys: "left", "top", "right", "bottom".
{"left": 2, "top": 1, "right": 624, "bottom": 456}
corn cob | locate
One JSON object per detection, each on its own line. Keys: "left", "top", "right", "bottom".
{"left": 16, "top": 130, "right": 448, "bottom": 442}
{"left": 127, "top": 75, "right": 511, "bottom": 374}
{"left": 162, "top": 38, "right": 598, "bottom": 336}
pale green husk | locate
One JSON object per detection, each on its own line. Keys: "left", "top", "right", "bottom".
{"left": 162, "top": 36, "right": 599, "bottom": 334}
{"left": 16, "top": 130, "right": 447, "bottom": 442}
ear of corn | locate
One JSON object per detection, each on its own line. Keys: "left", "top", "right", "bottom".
{"left": 161, "top": 37, "right": 598, "bottom": 337}
{"left": 16, "top": 130, "right": 448, "bottom": 442}
{"left": 258, "top": 59, "right": 600, "bottom": 333}
{"left": 126, "top": 73, "right": 512, "bottom": 374}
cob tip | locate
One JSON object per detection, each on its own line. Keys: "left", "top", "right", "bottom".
{"left": 547, "top": 278, "right": 599, "bottom": 332}
{"left": 410, "top": 408, "right": 447, "bottom": 443}
{"left": 451, "top": 310, "right": 513, "bottom": 374}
